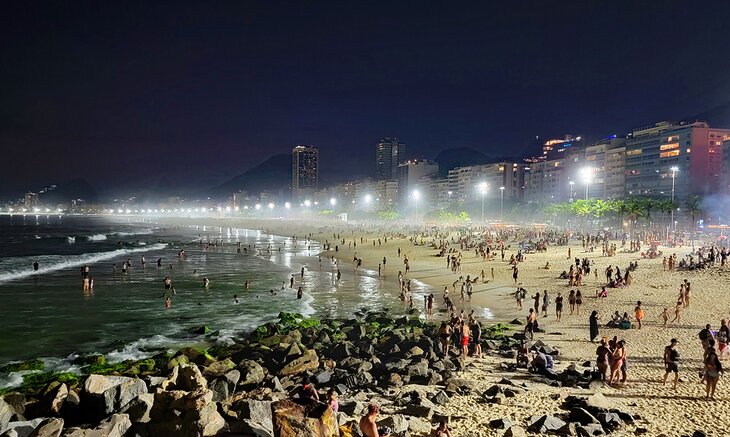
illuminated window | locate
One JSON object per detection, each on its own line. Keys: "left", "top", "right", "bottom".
{"left": 667, "top": 135, "right": 679, "bottom": 142}
{"left": 660, "top": 143, "right": 679, "bottom": 151}
{"left": 660, "top": 150, "right": 680, "bottom": 158}
{"left": 626, "top": 149, "right": 642, "bottom": 156}
{"left": 686, "top": 148, "right": 691, "bottom": 153}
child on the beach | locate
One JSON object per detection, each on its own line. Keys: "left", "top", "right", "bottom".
{"left": 660, "top": 308, "right": 669, "bottom": 326}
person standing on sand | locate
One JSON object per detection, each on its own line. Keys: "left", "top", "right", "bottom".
{"left": 427, "top": 294, "right": 434, "bottom": 318}
{"left": 525, "top": 309, "right": 537, "bottom": 340}
{"left": 555, "top": 292, "right": 563, "bottom": 321}
{"left": 596, "top": 338, "right": 610, "bottom": 381}
{"left": 542, "top": 291, "right": 550, "bottom": 317}
{"left": 703, "top": 349, "right": 723, "bottom": 399}
{"left": 609, "top": 340, "right": 627, "bottom": 385}
{"left": 532, "top": 291, "right": 540, "bottom": 313}
{"left": 663, "top": 338, "right": 680, "bottom": 390}
{"left": 460, "top": 321, "right": 471, "bottom": 358}
{"left": 438, "top": 322, "right": 452, "bottom": 356}
{"left": 634, "top": 301, "right": 645, "bottom": 329}
{"left": 513, "top": 266, "right": 519, "bottom": 285}
{"left": 514, "top": 287, "right": 524, "bottom": 310}
{"left": 589, "top": 311, "right": 600, "bottom": 342}
{"left": 575, "top": 290, "right": 583, "bottom": 315}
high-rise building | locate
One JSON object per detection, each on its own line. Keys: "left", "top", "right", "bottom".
{"left": 563, "top": 137, "right": 627, "bottom": 200}
{"left": 376, "top": 138, "right": 406, "bottom": 181}
{"left": 541, "top": 135, "right": 584, "bottom": 160}
{"left": 446, "top": 162, "right": 525, "bottom": 204}
{"left": 624, "top": 121, "right": 730, "bottom": 200}
{"left": 24, "top": 192, "right": 39, "bottom": 209}
{"left": 292, "top": 145, "right": 319, "bottom": 202}
{"left": 397, "top": 159, "right": 438, "bottom": 209}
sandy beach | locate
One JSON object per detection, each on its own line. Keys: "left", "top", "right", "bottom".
{"left": 150, "top": 216, "right": 730, "bottom": 436}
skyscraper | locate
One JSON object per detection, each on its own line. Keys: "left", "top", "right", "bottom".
{"left": 292, "top": 145, "right": 319, "bottom": 202}
{"left": 376, "top": 138, "right": 406, "bottom": 181}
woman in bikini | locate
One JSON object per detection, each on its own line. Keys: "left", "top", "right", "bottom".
{"left": 438, "top": 322, "right": 453, "bottom": 356}
{"left": 703, "top": 349, "right": 723, "bottom": 399}
{"left": 568, "top": 290, "right": 576, "bottom": 315}
{"left": 575, "top": 290, "right": 583, "bottom": 315}
{"left": 609, "top": 340, "right": 626, "bottom": 385}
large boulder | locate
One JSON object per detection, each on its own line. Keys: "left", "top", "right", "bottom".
{"left": 377, "top": 415, "right": 408, "bottom": 434}
{"left": 82, "top": 375, "right": 147, "bottom": 419}
{"left": 279, "top": 350, "right": 319, "bottom": 377}
{"left": 0, "top": 418, "right": 44, "bottom": 437}
{"left": 527, "top": 415, "right": 566, "bottom": 434}
{"left": 147, "top": 401, "right": 226, "bottom": 437}
{"left": 0, "top": 398, "right": 16, "bottom": 431}
{"left": 118, "top": 393, "right": 153, "bottom": 423}
{"left": 228, "top": 400, "right": 273, "bottom": 436}
{"left": 238, "top": 360, "right": 266, "bottom": 387}
{"left": 61, "top": 414, "right": 130, "bottom": 437}
{"left": 271, "top": 399, "right": 336, "bottom": 437}
{"left": 160, "top": 364, "right": 208, "bottom": 392}
{"left": 27, "top": 418, "right": 63, "bottom": 437}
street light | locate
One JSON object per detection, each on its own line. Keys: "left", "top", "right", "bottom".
{"left": 569, "top": 181, "right": 575, "bottom": 201}
{"left": 477, "top": 182, "right": 488, "bottom": 221}
{"left": 499, "top": 186, "right": 505, "bottom": 221}
{"left": 580, "top": 168, "right": 593, "bottom": 200}
{"left": 412, "top": 189, "right": 421, "bottom": 220}
{"left": 670, "top": 166, "right": 679, "bottom": 236}
{"left": 330, "top": 197, "right": 337, "bottom": 206}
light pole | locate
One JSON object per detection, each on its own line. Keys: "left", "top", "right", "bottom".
{"left": 670, "top": 166, "right": 679, "bottom": 237}
{"left": 411, "top": 189, "right": 421, "bottom": 221}
{"left": 477, "top": 182, "right": 488, "bottom": 222}
{"left": 580, "top": 167, "right": 593, "bottom": 200}
{"left": 499, "top": 186, "right": 505, "bottom": 221}
{"left": 569, "top": 181, "right": 575, "bottom": 201}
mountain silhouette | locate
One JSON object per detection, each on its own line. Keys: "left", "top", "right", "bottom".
{"left": 208, "top": 154, "right": 292, "bottom": 198}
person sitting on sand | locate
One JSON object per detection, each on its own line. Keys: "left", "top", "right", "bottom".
{"left": 516, "top": 340, "right": 530, "bottom": 367}
{"left": 596, "top": 286, "right": 608, "bottom": 298}
{"left": 360, "top": 404, "right": 389, "bottom": 437}
{"left": 541, "top": 262, "right": 551, "bottom": 270}
{"left": 530, "top": 350, "right": 553, "bottom": 375}
{"left": 430, "top": 419, "right": 452, "bottom": 437}
{"left": 290, "top": 375, "right": 319, "bottom": 405}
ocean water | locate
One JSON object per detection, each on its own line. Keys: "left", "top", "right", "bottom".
{"left": 0, "top": 215, "right": 431, "bottom": 386}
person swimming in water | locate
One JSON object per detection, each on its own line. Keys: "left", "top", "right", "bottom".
{"left": 203, "top": 277, "right": 210, "bottom": 288}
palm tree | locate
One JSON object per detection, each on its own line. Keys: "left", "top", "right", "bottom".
{"left": 685, "top": 195, "right": 702, "bottom": 251}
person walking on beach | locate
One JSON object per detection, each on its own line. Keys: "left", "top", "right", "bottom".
{"left": 541, "top": 291, "right": 550, "bottom": 318}
{"left": 670, "top": 300, "right": 682, "bottom": 324}
{"left": 703, "top": 349, "right": 723, "bottom": 400}
{"left": 33, "top": 261, "right": 39, "bottom": 271}
{"left": 532, "top": 291, "right": 540, "bottom": 313}
{"left": 555, "top": 291, "right": 563, "bottom": 321}
{"left": 575, "top": 290, "right": 583, "bottom": 315}
{"left": 427, "top": 293, "right": 434, "bottom": 318}
{"left": 589, "top": 310, "right": 600, "bottom": 342}
{"left": 568, "top": 290, "right": 576, "bottom": 314}
{"left": 663, "top": 338, "right": 680, "bottom": 390}
{"left": 512, "top": 266, "right": 519, "bottom": 285}
{"left": 634, "top": 301, "right": 645, "bottom": 329}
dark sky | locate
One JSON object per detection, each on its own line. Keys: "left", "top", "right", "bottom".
{"left": 3, "top": 1, "right": 730, "bottom": 198}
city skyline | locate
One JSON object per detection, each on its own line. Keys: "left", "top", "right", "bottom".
{"left": 3, "top": 2, "right": 730, "bottom": 198}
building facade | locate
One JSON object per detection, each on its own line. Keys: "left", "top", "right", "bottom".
{"left": 376, "top": 138, "right": 406, "bottom": 181}
{"left": 397, "top": 159, "right": 438, "bottom": 209}
{"left": 292, "top": 145, "right": 319, "bottom": 202}
{"left": 624, "top": 121, "right": 730, "bottom": 200}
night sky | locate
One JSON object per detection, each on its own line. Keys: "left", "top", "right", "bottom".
{"left": 3, "top": 1, "right": 730, "bottom": 198}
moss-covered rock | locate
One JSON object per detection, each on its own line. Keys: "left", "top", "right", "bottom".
{"left": 72, "top": 354, "right": 106, "bottom": 366}
{"left": 19, "top": 372, "right": 80, "bottom": 394}
{"left": 0, "top": 359, "right": 45, "bottom": 374}
{"left": 173, "top": 347, "right": 215, "bottom": 366}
